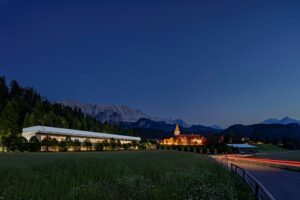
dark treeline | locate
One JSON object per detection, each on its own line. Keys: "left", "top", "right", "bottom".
{"left": 222, "top": 124, "right": 300, "bottom": 149}
{"left": 0, "top": 76, "right": 138, "bottom": 148}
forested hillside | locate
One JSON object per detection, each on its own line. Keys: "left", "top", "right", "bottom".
{"left": 222, "top": 124, "right": 300, "bottom": 149}
{"left": 0, "top": 76, "right": 137, "bottom": 141}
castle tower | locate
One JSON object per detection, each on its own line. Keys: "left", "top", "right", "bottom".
{"left": 174, "top": 124, "right": 181, "bottom": 136}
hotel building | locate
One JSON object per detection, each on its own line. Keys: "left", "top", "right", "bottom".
{"left": 160, "top": 124, "right": 206, "bottom": 146}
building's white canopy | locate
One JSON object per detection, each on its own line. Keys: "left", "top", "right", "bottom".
{"left": 227, "top": 143, "right": 257, "bottom": 148}
{"left": 22, "top": 126, "right": 141, "bottom": 141}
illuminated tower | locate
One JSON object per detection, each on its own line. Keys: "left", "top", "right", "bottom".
{"left": 174, "top": 124, "right": 181, "bottom": 136}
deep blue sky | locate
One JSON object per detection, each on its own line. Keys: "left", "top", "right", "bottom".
{"left": 1, "top": 0, "right": 300, "bottom": 127}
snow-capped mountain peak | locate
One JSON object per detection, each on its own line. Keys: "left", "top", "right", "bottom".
{"left": 262, "top": 116, "right": 300, "bottom": 125}
{"left": 209, "top": 125, "right": 223, "bottom": 130}
{"left": 151, "top": 117, "right": 191, "bottom": 128}
{"left": 61, "top": 100, "right": 150, "bottom": 123}
{"left": 60, "top": 100, "right": 222, "bottom": 130}
{"left": 61, "top": 100, "right": 193, "bottom": 126}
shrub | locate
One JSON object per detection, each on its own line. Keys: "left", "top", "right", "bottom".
{"left": 17, "top": 137, "right": 29, "bottom": 152}
{"left": 139, "top": 142, "right": 146, "bottom": 150}
{"left": 1, "top": 135, "right": 19, "bottom": 151}
{"left": 29, "top": 136, "right": 40, "bottom": 152}
{"left": 183, "top": 146, "right": 188, "bottom": 152}
{"left": 65, "top": 136, "right": 73, "bottom": 151}
{"left": 218, "top": 145, "right": 229, "bottom": 154}
{"left": 73, "top": 139, "right": 81, "bottom": 151}
{"left": 95, "top": 142, "right": 104, "bottom": 151}
{"left": 103, "top": 140, "right": 109, "bottom": 150}
{"left": 122, "top": 143, "right": 131, "bottom": 150}
{"left": 1, "top": 136, "right": 29, "bottom": 152}
{"left": 41, "top": 137, "right": 51, "bottom": 152}
{"left": 117, "top": 140, "right": 122, "bottom": 150}
{"left": 58, "top": 141, "right": 67, "bottom": 152}
{"left": 156, "top": 144, "right": 161, "bottom": 150}
{"left": 83, "top": 139, "right": 92, "bottom": 151}
{"left": 49, "top": 138, "right": 58, "bottom": 151}
{"left": 109, "top": 138, "right": 117, "bottom": 150}
{"left": 131, "top": 141, "right": 138, "bottom": 150}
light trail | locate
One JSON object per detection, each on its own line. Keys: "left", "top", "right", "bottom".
{"left": 226, "top": 156, "right": 300, "bottom": 168}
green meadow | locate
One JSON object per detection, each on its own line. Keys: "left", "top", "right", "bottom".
{"left": 255, "top": 143, "right": 286, "bottom": 152}
{"left": 0, "top": 151, "right": 252, "bottom": 200}
{"left": 254, "top": 150, "right": 300, "bottom": 161}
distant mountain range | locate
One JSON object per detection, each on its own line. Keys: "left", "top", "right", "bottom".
{"left": 60, "top": 101, "right": 222, "bottom": 137}
{"left": 60, "top": 101, "right": 194, "bottom": 126}
{"left": 220, "top": 116, "right": 300, "bottom": 148}
{"left": 61, "top": 100, "right": 150, "bottom": 123}
{"left": 262, "top": 117, "right": 300, "bottom": 125}
{"left": 61, "top": 102, "right": 300, "bottom": 128}
{"left": 222, "top": 123, "right": 300, "bottom": 148}
{"left": 120, "top": 118, "right": 221, "bottom": 139}
{"left": 60, "top": 101, "right": 300, "bottom": 146}
{"left": 209, "top": 125, "right": 223, "bottom": 130}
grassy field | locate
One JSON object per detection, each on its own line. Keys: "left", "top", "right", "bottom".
{"left": 254, "top": 150, "right": 300, "bottom": 161}
{"left": 0, "top": 151, "right": 253, "bottom": 200}
{"left": 254, "top": 143, "right": 285, "bottom": 152}
{"left": 253, "top": 144, "right": 300, "bottom": 161}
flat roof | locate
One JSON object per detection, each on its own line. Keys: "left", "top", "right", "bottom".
{"left": 227, "top": 143, "right": 257, "bottom": 148}
{"left": 22, "top": 126, "right": 141, "bottom": 141}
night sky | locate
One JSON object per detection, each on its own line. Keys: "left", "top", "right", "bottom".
{"left": 1, "top": 0, "right": 300, "bottom": 127}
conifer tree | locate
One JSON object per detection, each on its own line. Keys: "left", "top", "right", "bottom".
{"left": 102, "top": 122, "right": 110, "bottom": 133}
{"left": 0, "top": 100, "right": 20, "bottom": 138}
{"left": 80, "top": 117, "right": 87, "bottom": 130}
{"left": 0, "top": 76, "right": 9, "bottom": 114}
{"left": 23, "top": 113, "right": 37, "bottom": 127}
{"left": 10, "top": 80, "right": 22, "bottom": 99}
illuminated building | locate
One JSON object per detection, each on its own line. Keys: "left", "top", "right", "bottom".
{"left": 174, "top": 124, "right": 180, "bottom": 136}
{"left": 22, "top": 126, "right": 141, "bottom": 151}
{"left": 160, "top": 125, "right": 206, "bottom": 146}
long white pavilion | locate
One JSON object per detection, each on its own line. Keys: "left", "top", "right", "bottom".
{"left": 22, "top": 126, "right": 141, "bottom": 144}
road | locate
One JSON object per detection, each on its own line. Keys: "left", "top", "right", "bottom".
{"left": 229, "top": 160, "right": 300, "bottom": 200}
{"left": 229, "top": 156, "right": 300, "bottom": 168}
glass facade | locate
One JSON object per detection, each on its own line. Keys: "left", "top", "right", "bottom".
{"left": 38, "top": 133, "right": 133, "bottom": 151}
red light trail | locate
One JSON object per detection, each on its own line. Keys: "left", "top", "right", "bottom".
{"left": 227, "top": 156, "right": 300, "bottom": 168}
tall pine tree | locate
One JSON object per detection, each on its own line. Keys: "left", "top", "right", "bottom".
{"left": 0, "top": 76, "right": 9, "bottom": 115}
{"left": 0, "top": 100, "right": 20, "bottom": 138}
{"left": 10, "top": 80, "right": 22, "bottom": 99}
